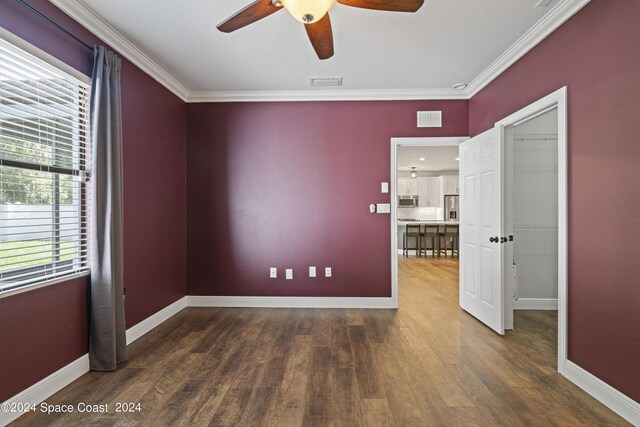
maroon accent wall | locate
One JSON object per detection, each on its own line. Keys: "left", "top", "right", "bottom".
{"left": 0, "top": 0, "right": 187, "bottom": 401}
{"left": 0, "top": 278, "right": 88, "bottom": 402}
{"left": 469, "top": 0, "right": 640, "bottom": 402}
{"left": 187, "top": 101, "right": 468, "bottom": 297}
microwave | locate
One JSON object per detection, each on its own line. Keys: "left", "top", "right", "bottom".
{"left": 398, "top": 195, "right": 418, "bottom": 208}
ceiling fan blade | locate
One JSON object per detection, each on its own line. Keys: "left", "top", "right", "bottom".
{"left": 217, "top": 0, "right": 282, "bottom": 33}
{"left": 336, "top": 0, "right": 423, "bottom": 12}
{"left": 304, "top": 14, "right": 334, "bottom": 60}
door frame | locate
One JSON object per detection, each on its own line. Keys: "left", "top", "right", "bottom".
{"left": 389, "top": 136, "right": 469, "bottom": 308}
{"left": 389, "top": 87, "right": 567, "bottom": 373}
{"left": 495, "top": 86, "right": 568, "bottom": 373}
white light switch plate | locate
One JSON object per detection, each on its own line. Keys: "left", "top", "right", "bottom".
{"left": 325, "top": 267, "right": 332, "bottom": 277}
{"left": 376, "top": 203, "right": 391, "bottom": 213}
{"left": 270, "top": 268, "right": 277, "bottom": 278}
{"left": 309, "top": 266, "right": 316, "bottom": 277}
{"left": 381, "top": 182, "right": 389, "bottom": 193}
{"left": 286, "top": 269, "right": 293, "bottom": 280}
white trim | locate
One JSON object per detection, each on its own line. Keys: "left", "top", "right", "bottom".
{"left": 125, "top": 297, "right": 188, "bottom": 345}
{"left": 389, "top": 136, "right": 469, "bottom": 310}
{"left": 564, "top": 361, "right": 640, "bottom": 426}
{"left": 187, "top": 296, "right": 394, "bottom": 309}
{"left": 1, "top": 297, "right": 188, "bottom": 425}
{"left": 50, "top": 0, "right": 189, "bottom": 101}
{"left": 0, "top": 272, "right": 90, "bottom": 300}
{"left": 187, "top": 88, "right": 467, "bottom": 103}
{"left": 513, "top": 298, "right": 558, "bottom": 310}
{"left": 496, "top": 87, "right": 568, "bottom": 375}
{"left": 49, "top": 0, "right": 589, "bottom": 103}
{"left": 0, "top": 355, "right": 89, "bottom": 426}
{"left": 466, "top": 0, "right": 591, "bottom": 97}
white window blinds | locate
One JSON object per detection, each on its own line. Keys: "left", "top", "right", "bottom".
{"left": 0, "top": 35, "right": 91, "bottom": 294}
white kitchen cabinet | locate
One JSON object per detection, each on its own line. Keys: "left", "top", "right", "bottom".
{"left": 417, "top": 177, "right": 440, "bottom": 207}
{"left": 397, "top": 178, "right": 418, "bottom": 195}
{"left": 441, "top": 175, "right": 459, "bottom": 195}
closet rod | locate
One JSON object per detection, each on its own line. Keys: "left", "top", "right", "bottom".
{"left": 15, "top": 0, "right": 93, "bottom": 52}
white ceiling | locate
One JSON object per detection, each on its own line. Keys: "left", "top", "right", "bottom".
{"left": 397, "top": 146, "right": 459, "bottom": 173}
{"left": 49, "top": 0, "right": 579, "bottom": 99}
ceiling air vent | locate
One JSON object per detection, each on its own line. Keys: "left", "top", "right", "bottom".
{"left": 535, "top": 0, "right": 553, "bottom": 7}
{"left": 310, "top": 77, "right": 343, "bottom": 87}
{"left": 417, "top": 111, "right": 442, "bottom": 128}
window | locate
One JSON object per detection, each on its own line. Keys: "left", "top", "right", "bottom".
{"left": 0, "top": 35, "right": 91, "bottom": 295}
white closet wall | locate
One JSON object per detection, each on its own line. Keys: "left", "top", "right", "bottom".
{"left": 512, "top": 110, "right": 558, "bottom": 301}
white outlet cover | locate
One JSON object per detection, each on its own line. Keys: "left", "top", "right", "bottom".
{"left": 286, "top": 269, "right": 293, "bottom": 280}
{"left": 325, "top": 267, "right": 332, "bottom": 277}
{"left": 309, "top": 266, "right": 316, "bottom": 277}
{"left": 270, "top": 267, "right": 277, "bottom": 278}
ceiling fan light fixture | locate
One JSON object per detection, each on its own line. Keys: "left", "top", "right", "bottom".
{"left": 410, "top": 167, "right": 418, "bottom": 179}
{"left": 281, "top": 0, "right": 334, "bottom": 24}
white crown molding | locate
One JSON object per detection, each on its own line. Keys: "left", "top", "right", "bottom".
{"left": 49, "top": 0, "right": 589, "bottom": 103}
{"left": 187, "top": 295, "right": 395, "bottom": 309}
{"left": 187, "top": 88, "right": 467, "bottom": 103}
{"left": 50, "top": 0, "right": 189, "bottom": 102}
{"left": 465, "top": 0, "right": 591, "bottom": 98}
{"left": 564, "top": 361, "right": 640, "bottom": 426}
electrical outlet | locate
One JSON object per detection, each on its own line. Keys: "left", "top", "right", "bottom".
{"left": 325, "top": 267, "right": 332, "bottom": 277}
{"left": 270, "top": 268, "right": 277, "bottom": 278}
{"left": 309, "top": 266, "right": 316, "bottom": 277}
{"left": 286, "top": 269, "right": 293, "bottom": 280}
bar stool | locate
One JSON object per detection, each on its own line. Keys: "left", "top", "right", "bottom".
{"left": 439, "top": 224, "right": 459, "bottom": 257}
{"left": 419, "top": 224, "right": 439, "bottom": 257}
{"left": 403, "top": 224, "right": 421, "bottom": 257}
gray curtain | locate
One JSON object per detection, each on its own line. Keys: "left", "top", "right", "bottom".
{"left": 89, "top": 46, "right": 126, "bottom": 371}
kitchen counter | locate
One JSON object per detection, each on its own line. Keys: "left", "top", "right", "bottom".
{"left": 397, "top": 221, "right": 459, "bottom": 250}
{"left": 397, "top": 220, "right": 459, "bottom": 225}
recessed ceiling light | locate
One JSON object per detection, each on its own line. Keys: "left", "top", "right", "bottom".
{"left": 455, "top": 157, "right": 460, "bottom": 161}
{"left": 419, "top": 157, "right": 426, "bottom": 161}
{"left": 452, "top": 83, "right": 467, "bottom": 90}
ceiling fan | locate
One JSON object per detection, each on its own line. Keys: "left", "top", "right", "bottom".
{"left": 216, "top": 0, "right": 424, "bottom": 59}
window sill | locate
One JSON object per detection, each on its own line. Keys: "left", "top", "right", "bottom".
{"left": 0, "top": 271, "right": 90, "bottom": 300}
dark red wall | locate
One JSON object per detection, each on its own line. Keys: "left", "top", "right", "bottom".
{"left": 469, "top": 0, "right": 640, "bottom": 402}
{"left": 186, "top": 101, "right": 468, "bottom": 297}
{"left": 0, "top": 0, "right": 187, "bottom": 401}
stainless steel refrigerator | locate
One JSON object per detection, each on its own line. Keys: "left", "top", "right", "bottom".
{"left": 444, "top": 195, "right": 459, "bottom": 221}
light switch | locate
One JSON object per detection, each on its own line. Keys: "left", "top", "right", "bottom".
{"left": 309, "top": 266, "right": 316, "bottom": 277}
{"left": 286, "top": 269, "right": 293, "bottom": 280}
{"left": 270, "top": 268, "right": 277, "bottom": 278}
{"left": 325, "top": 267, "right": 332, "bottom": 277}
{"left": 381, "top": 182, "right": 389, "bottom": 193}
{"left": 376, "top": 203, "right": 391, "bottom": 213}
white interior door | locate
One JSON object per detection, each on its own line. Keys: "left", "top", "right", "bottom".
{"left": 459, "top": 126, "right": 505, "bottom": 335}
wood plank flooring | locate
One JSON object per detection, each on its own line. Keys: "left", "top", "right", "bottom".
{"left": 12, "top": 256, "right": 629, "bottom": 426}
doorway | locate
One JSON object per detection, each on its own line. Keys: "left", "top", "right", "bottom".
{"left": 389, "top": 137, "right": 468, "bottom": 308}
{"left": 391, "top": 87, "right": 568, "bottom": 373}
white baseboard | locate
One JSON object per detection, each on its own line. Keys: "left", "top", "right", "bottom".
{"left": 1, "top": 296, "right": 188, "bottom": 426}
{"left": 563, "top": 360, "right": 640, "bottom": 426}
{"left": 126, "top": 296, "right": 188, "bottom": 344}
{"left": 0, "top": 354, "right": 89, "bottom": 426}
{"left": 513, "top": 297, "right": 558, "bottom": 310}
{"left": 187, "top": 295, "right": 395, "bottom": 309}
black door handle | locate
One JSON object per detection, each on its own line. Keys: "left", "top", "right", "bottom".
{"left": 489, "top": 236, "right": 498, "bottom": 243}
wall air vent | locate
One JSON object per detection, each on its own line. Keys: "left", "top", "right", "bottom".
{"left": 310, "top": 77, "right": 343, "bottom": 87}
{"left": 417, "top": 111, "right": 442, "bottom": 128}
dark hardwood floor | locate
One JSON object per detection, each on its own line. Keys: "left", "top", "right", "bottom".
{"left": 12, "top": 256, "right": 629, "bottom": 426}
